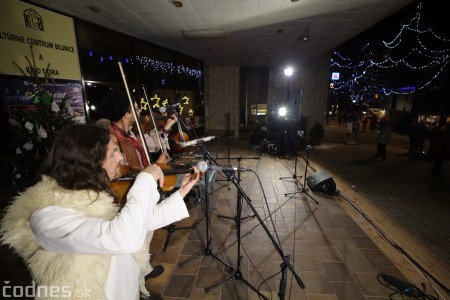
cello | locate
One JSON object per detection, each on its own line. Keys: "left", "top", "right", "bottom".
{"left": 168, "top": 106, "right": 190, "bottom": 154}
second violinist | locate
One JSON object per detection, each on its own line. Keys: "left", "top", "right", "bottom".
{"left": 139, "top": 111, "right": 178, "bottom": 164}
{"left": 97, "top": 90, "right": 177, "bottom": 170}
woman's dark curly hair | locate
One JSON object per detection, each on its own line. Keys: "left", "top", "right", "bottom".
{"left": 39, "top": 124, "right": 112, "bottom": 192}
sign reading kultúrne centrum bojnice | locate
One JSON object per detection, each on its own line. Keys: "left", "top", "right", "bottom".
{"left": 0, "top": 0, "right": 81, "bottom": 81}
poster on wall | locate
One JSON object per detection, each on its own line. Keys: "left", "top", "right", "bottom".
{"left": 0, "top": 77, "right": 86, "bottom": 123}
{"left": 0, "top": 0, "right": 81, "bottom": 81}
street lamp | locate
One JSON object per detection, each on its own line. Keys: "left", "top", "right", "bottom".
{"left": 283, "top": 67, "right": 294, "bottom": 112}
{"left": 284, "top": 67, "right": 293, "bottom": 76}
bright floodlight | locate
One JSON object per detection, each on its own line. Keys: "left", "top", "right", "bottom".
{"left": 284, "top": 67, "right": 293, "bottom": 76}
{"left": 279, "top": 107, "right": 287, "bottom": 117}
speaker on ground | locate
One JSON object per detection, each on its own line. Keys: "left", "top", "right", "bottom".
{"left": 306, "top": 170, "right": 336, "bottom": 195}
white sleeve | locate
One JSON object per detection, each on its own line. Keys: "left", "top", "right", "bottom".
{"left": 147, "top": 191, "right": 189, "bottom": 231}
{"left": 30, "top": 173, "right": 158, "bottom": 254}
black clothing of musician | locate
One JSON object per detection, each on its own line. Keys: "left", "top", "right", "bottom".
{"left": 251, "top": 124, "right": 270, "bottom": 151}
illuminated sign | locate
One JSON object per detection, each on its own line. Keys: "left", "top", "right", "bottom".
{"left": 331, "top": 72, "right": 340, "bottom": 80}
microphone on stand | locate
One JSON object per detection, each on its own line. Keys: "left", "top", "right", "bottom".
{"left": 159, "top": 103, "right": 181, "bottom": 113}
{"left": 180, "top": 136, "right": 216, "bottom": 148}
{"left": 196, "top": 160, "right": 249, "bottom": 172}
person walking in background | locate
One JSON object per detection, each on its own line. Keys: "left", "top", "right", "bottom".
{"left": 428, "top": 122, "right": 442, "bottom": 160}
{"left": 373, "top": 116, "right": 391, "bottom": 160}
{"left": 407, "top": 118, "right": 419, "bottom": 156}
{"left": 342, "top": 112, "right": 349, "bottom": 127}
{"left": 362, "top": 116, "right": 369, "bottom": 132}
{"left": 431, "top": 121, "right": 450, "bottom": 176}
{"left": 369, "top": 113, "right": 378, "bottom": 131}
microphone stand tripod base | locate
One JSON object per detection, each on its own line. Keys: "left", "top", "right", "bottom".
{"left": 162, "top": 218, "right": 202, "bottom": 252}
{"left": 285, "top": 186, "right": 319, "bottom": 205}
{"left": 204, "top": 257, "right": 269, "bottom": 300}
{"left": 284, "top": 146, "right": 319, "bottom": 205}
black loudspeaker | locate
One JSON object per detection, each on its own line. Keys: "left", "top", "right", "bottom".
{"left": 306, "top": 170, "right": 336, "bottom": 195}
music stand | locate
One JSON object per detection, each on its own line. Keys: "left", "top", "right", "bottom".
{"left": 285, "top": 145, "right": 319, "bottom": 205}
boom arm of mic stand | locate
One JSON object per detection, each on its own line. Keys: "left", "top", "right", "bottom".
{"left": 196, "top": 143, "right": 306, "bottom": 291}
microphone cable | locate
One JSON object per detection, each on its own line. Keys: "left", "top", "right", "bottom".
{"left": 338, "top": 191, "right": 449, "bottom": 299}
{"left": 286, "top": 148, "right": 448, "bottom": 298}
{"left": 377, "top": 272, "right": 438, "bottom": 300}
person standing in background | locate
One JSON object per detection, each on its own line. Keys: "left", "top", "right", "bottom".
{"left": 431, "top": 121, "right": 450, "bottom": 176}
{"left": 373, "top": 116, "right": 392, "bottom": 160}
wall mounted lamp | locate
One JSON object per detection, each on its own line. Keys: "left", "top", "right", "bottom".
{"left": 302, "top": 26, "right": 310, "bottom": 41}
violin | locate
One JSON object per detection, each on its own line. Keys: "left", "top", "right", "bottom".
{"left": 111, "top": 161, "right": 196, "bottom": 205}
{"left": 111, "top": 164, "right": 194, "bottom": 206}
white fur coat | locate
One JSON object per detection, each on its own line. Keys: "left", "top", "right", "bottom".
{"left": 0, "top": 176, "right": 151, "bottom": 300}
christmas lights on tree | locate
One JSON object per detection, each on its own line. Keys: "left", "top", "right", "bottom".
{"left": 330, "top": 2, "right": 450, "bottom": 102}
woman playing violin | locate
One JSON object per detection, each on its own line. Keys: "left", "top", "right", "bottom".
{"left": 95, "top": 89, "right": 192, "bottom": 299}
{"left": 0, "top": 124, "right": 200, "bottom": 300}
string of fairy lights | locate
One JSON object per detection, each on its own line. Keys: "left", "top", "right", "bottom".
{"left": 330, "top": 2, "right": 450, "bottom": 100}
{"left": 87, "top": 51, "right": 202, "bottom": 78}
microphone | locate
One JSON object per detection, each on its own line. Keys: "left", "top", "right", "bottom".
{"left": 196, "top": 160, "right": 249, "bottom": 173}
{"left": 159, "top": 103, "right": 181, "bottom": 113}
{"left": 180, "top": 136, "right": 216, "bottom": 148}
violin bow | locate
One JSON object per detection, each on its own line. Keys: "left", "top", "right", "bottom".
{"left": 173, "top": 107, "right": 187, "bottom": 144}
{"left": 142, "top": 85, "right": 168, "bottom": 153}
{"left": 118, "top": 61, "right": 152, "bottom": 164}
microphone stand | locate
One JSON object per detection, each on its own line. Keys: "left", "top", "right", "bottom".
{"left": 158, "top": 106, "right": 202, "bottom": 251}
{"left": 278, "top": 260, "right": 288, "bottom": 300}
{"left": 194, "top": 144, "right": 305, "bottom": 298}
{"left": 214, "top": 136, "right": 233, "bottom": 188}
{"left": 215, "top": 155, "right": 259, "bottom": 222}
{"left": 280, "top": 128, "right": 302, "bottom": 184}
{"left": 178, "top": 144, "right": 233, "bottom": 272}
{"left": 285, "top": 145, "right": 319, "bottom": 204}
